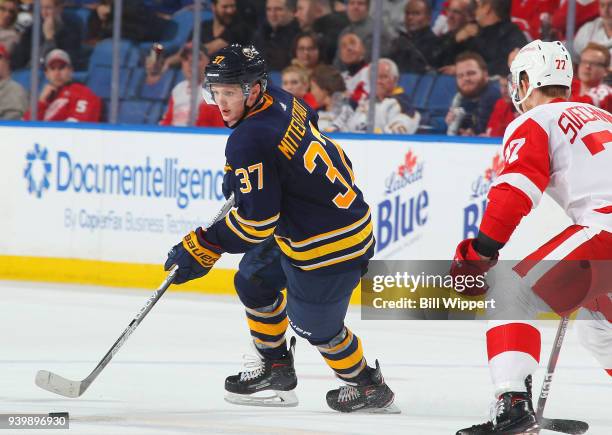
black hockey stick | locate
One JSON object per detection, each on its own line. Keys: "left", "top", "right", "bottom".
{"left": 536, "top": 316, "right": 589, "bottom": 434}
{"left": 35, "top": 195, "right": 235, "bottom": 398}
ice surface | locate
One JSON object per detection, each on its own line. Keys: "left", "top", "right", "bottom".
{"left": 1, "top": 280, "right": 609, "bottom": 435}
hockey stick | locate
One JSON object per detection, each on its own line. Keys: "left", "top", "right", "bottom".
{"left": 35, "top": 195, "right": 235, "bottom": 398}
{"left": 536, "top": 316, "right": 589, "bottom": 434}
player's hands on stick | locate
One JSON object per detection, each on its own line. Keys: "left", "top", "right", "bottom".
{"left": 164, "top": 228, "right": 223, "bottom": 284}
{"left": 449, "top": 238, "right": 498, "bottom": 296}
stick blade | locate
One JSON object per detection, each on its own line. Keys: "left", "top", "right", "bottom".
{"left": 35, "top": 370, "right": 83, "bottom": 398}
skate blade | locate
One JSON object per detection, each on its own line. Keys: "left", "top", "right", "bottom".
{"left": 356, "top": 402, "right": 402, "bottom": 414}
{"left": 224, "top": 390, "right": 299, "bottom": 408}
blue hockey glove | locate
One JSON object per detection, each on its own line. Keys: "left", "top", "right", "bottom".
{"left": 164, "top": 228, "right": 223, "bottom": 284}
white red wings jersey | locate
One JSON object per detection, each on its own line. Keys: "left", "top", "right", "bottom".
{"left": 492, "top": 100, "right": 612, "bottom": 232}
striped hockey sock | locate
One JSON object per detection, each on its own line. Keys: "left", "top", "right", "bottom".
{"left": 317, "top": 326, "right": 367, "bottom": 380}
{"left": 487, "top": 322, "right": 541, "bottom": 396}
{"left": 245, "top": 292, "right": 288, "bottom": 360}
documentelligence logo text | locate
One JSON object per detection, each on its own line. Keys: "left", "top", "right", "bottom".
{"left": 53, "top": 151, "right": 224, "bottom": 209}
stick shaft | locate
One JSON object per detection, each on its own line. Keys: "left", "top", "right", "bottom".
{"left": 536, "top": 316, "right": 570, "bottom": 420}
{"left": 83, "top": 195, "right": 235, "bottom": 389}
{"left": 37, "top": 195, "right": 235, "bottom": 397}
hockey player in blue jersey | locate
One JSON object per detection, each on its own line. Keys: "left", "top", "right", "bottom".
{"left": 164, "top": 44, "right": 398, "bottom": 413}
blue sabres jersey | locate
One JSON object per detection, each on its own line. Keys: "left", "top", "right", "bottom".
{"left": 206, "top": 86, "right": 374, "bottom": 272}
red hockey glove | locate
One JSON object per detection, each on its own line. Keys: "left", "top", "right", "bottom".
{"left": 164, "top": 228, "right": 223, "bottom": 284}
{"left": 449, "top": 239, "right": 498, "bottom": 296}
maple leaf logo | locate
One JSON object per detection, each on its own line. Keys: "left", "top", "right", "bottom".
{"left": 484, "top": 153, "right": 504, "bottom": 181}
{"left": 398, "top": 150, "right": 417, "bottom": 177}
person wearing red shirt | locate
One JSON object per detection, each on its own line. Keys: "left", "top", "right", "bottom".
{"left": 24, "top": 49, "right": 101, "bottom": 122}
{"left": 484, "top": 75, "right": 517, "bottom": 136}
{"left": 510, "top": 0, "right": 555, "bottom": 39}
{"left": 159, "top": 42, "right": 224, "bottom": 127}
{"left": 573, "top": 42, "right": 612, "bottom": 110}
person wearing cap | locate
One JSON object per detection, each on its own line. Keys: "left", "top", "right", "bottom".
{"left": 24, "top": 49, "right": 101, "bottom": 122}
{"left": 159, "top": 43, "right": 224, "bottom": 127}
{"left": 0, "top": 43, "right": 27, "bottom": 120}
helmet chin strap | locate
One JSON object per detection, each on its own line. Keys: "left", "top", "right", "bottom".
{"left": 512, "top": 82, "right": 534, "bottom": 115}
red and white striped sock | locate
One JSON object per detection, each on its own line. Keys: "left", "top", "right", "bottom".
{"left": 487, "top": 321, "right": 541, "bottom": 397}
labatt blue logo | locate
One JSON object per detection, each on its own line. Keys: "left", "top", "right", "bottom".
{"left": 23, "top": 144, "right": 224, "bottom": 209}
{"left": 377, "top": 149, "right": 428, "bottom": 252}
{"left": 463, "top": 153, "right": 503, "bottom": 238}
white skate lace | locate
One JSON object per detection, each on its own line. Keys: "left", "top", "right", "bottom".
{"left": 490, "top": 398, "right": 505, "bottom": 425}
{"left": 239, "top": 354, "right": 265, "bottom": 382}
{"left": 338, "top": 385, "right": 360, "bottom": 403}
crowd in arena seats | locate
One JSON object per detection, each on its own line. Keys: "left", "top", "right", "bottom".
{"left": 0, "top": 0, "right": 609, "bottom": 136}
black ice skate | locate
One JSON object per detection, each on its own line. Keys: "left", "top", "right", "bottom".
{"left": 326, "top": 360, "right": 400, "bottom": 414}
{"left": 224, "top": 336, "right": 298, "bottom": 407}
{"left": 456, "top": 376, "right": 539, "bottom": 434}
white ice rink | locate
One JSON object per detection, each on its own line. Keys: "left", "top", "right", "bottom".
{"left": 1, "top": 280, "right": 610, "bottom": 435}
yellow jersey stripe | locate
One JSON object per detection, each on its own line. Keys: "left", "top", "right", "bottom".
{"left": 323, "top": 337, "right": 363, "bottom": 370}
{"left": 276, "top": 222, "right": 372, "bottom": 261}
{"left": 247, "top": 316, "right": 288, "bottom": 336}
{"left": 232, "top": 214, "right": 275, "bottom": 238}
{"left": 233, "top": 209, "right": 280, "bottom": 228}
{"left": 297, "top": 236, "right": 375, "bottom": 271}
{"left": 225, "top": 215, "right": 265, "bottom": 244}
{"left": 276, "top": 209, "right": 370, "bottom": 248}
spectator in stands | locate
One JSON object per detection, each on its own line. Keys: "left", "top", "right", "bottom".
{"left": 253, "top": 0, "right": 300, "bottom": 71}
{"left": 510, "top": 0, "right": 554, "bottom": 40}
{"left": 86, "top": 0, "right": 171, "bottom": 46}
{"left": 291, "top": 31, "right": 322, "bottom": 75}
{"left": 445, "top": 51, "right": 500, "bottom": 135}
{"left": 24, "top": 49, "right": 101, "bottom": 122}
{"left": 350, "top": 58, "right": 421, "bottom": 134}
{"left": 12, "top": 0, "right": 85, "bottom": 70}
{"left": 433, "top": 0, "right": 477, "bottom": 73}
{"left": 463, "top": 0, "right": 526, "bottom": 76}
{"left": 294, "top": 0, "right": 348, "bottom": 63}
{"left": 574, "top": 42, "right": 612, "bottom": 110}
{"left": 372, "top": 0, "right": 408, "bottom": 39}
{"left": 337, "top": 0, "right": 392, "bottom": 60}
{"left": 484, "top": 47, "right": 518, "bottom": 137}
{"left": 574, "top": 0, "right": 612, "bottom": 63}
{"left": 484, "top": 76, "right": 516, "bottom": 136}
{"left": 281, "top": 64, "right": 317, "bottom": 109}
{"left": 0, "top": 43, "right": 27, "bottom": 119}
{"left": 552, "top": 0, "right": 599, "bottom": 39}
{"left": 200, "top": 0, "right": 251, "bottom": 54}
{"left": 338, "top": 31, "right": 370, "bottom": 106}
{"left": 164, "top": 0, "right": 251, "bottom": 70}
{"left": 310, "top": 63, "right": 354, "bottom": 131}
{"left": 159, "top": 43, "right": 225, "bottom": 127}
{"left": 389, "top": 0, "right": 439, "bottom": 73}
{"left": 14, "top": 1, "right": 33, "bottom": 34}
{"left": 0, "top": 0, "right": 19, "bottom": 54}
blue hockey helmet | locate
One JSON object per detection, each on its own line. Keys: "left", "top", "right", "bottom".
{"left": 205, "top": 44, "right": 268, "bottom": 98}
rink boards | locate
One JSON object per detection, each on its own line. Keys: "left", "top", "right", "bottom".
{"left": 0, "top": 122, "right": 572, "bottom": 295}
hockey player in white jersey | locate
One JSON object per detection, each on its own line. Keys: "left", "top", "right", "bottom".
{"left": 450, "top": 40, "right": 612, "bottom": 434}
